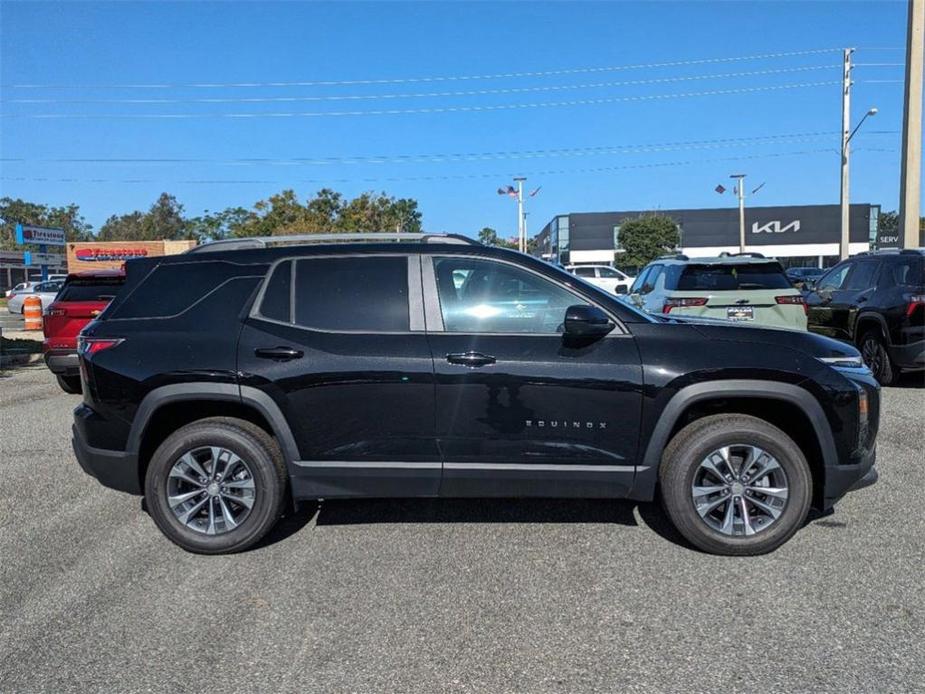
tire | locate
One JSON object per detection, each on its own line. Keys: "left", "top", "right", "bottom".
{"left": 56, "top": 374, "right": 82, "bottom": 394}
{"left": 860, "top": 330, "right": 896, "bottom": 386}
{"left": 144, "top": 417, "right": 288, "bottom": 554}
{"left": 659, "top": 414, "right": 812, "bottom": 556}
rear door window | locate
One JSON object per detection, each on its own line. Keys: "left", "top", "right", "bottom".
{"left": 844, "top": 261, "right": 881, "bottom": 291}
{"left": 57, "top": 276, "right": 124, "bottom": 302}
{"left": 294, "top": 256, "right": 409, "bottom": 332}
{"left": 573, "top": 267, "right": 596, "bottom": 278}
{"left": 676, "top": 263, "right": 791, "bottom": 291}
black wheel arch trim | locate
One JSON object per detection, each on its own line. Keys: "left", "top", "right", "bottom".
{"left": 855, "top": 311, "right": 891, "bottom": 345}
{"left": 630, "top": 379, "right": 837, "bottom": 500}
{"left": 127, "top": 382, "right": 301, "bottom": 464}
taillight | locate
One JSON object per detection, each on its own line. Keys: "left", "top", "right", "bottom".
{"left": 906, "top": 295, "right": 925, "bottom": 318}
{"left": 662, "top": 297, "right": 707, "bottom": 314}
{"left": 776, "top": 294, "right": 808, "bottom": 315}
{"left": 77, "top": 336, "right": 123, "bottom": 356}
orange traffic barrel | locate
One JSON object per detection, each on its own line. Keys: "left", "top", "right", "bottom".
{"left": 23, "top": 295, "right": 43, "bottom": 331}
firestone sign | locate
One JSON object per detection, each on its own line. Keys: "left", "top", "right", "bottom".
{"left": 15, "top": 223, "right": 66, "bottom": 247}
{"left": 74, "top": 247, "right": 150, "bottom": 263}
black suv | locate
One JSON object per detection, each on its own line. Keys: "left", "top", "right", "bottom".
{"left": 804, "top": 249, "right": 924, "bottom": 385}
{"left": 72, "top": 234, "right": 879, "bottom": 556}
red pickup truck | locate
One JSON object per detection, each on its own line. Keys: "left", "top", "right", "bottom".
{"left": 43, "top": 270, "right": 125, "bottom": 393}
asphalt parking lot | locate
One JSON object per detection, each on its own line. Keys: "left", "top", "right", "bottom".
{"left": 0, "top": 366, "right": 923, "bottom": 693}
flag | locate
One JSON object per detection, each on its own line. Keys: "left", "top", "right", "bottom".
{"left": 529, "top": 186, "right": 542, "bottom": 197}
{"left": 751, "top": 182, "right": 766, "bottom": 195}
{"left": 714, "top": 184, "right": 726, "bottom": 194}
{"left": 506, "top": 185, "right": 517, "bottom": 198}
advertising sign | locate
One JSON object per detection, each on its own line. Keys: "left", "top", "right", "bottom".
{"left": 66, "top": 240, "right": 196, "bottom": 273}
{"left": 23, "top": 251, "right": 63, "bottom": 266}
{"left": 15, "top": 224, "right": 67, "bottom": 247}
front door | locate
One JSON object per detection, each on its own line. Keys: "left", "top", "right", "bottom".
{"left": 237, "top": 253, "right": 440, "bottom": 499}
{"left": 423, "top": 255, "right": 644, "bottom": 498}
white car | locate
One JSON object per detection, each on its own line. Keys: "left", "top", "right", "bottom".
{"left": 6, "top": 280, "right": 63, "bottom": 313}
{"left": 5, "top": 281, "right": 39, "bottom": 299}
{"left": 565, "top": 264, "right": 635, "bottom": 294}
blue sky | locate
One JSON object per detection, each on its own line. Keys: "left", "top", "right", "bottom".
{"left": 0, "top": 0, "right": 915, "bottom": 238}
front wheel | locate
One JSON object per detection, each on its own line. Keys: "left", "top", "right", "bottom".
{"left": 144, "top": 417, "right": 287, "bottom": 554}
{"left": 659, "top": 414, "right": 812, "bottom": 556}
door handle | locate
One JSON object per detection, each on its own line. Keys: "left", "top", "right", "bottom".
{"left": 255, "top": 346, "right": 303, "bottom": 361}
{"left": 446, "top": 351, "right": 496, "bottom": 367}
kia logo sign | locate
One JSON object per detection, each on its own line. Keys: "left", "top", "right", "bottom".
{"left": 751, "top": 219, "right": 801, "bottom": 234}
{"left": 75, "top": 248, "right": 149, "bottom": 262}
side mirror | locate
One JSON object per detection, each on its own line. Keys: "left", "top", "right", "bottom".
{"left": 615, "top": 284, "right": 628, "bottom": 295}
{"left": 803, "top": 279, "right": 815, "bottom": 292}
{"left": 564, "top": 304, "right": 614, "bottom": 338}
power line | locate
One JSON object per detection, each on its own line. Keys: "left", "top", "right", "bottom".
{"left": 0, "top": 147, "right": 865, "bottom": 186}
{"left": 0, "top": 80, "right": 842, "bottom": 119}
{"left": 5, "top": 131, "right": 899, "bottom": 167}
{"left": 1, "top": 48, "right": 844, "bottom": 90}
{"left": 3, "top": 65, "right": 841, "bottom": 105}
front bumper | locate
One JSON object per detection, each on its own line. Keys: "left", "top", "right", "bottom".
{"left": 887, "top": 340, "right": 925, "bottom": 371}
{"left": 822, "top": 445, "right": 877, "bottom": 509}
{"left": 44, "top": 349, "right": 79, "bottom": 375}
{"left": 72, "top": 417, "right": 141, "bottom": 495}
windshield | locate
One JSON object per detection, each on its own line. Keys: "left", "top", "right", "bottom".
{"left": 673, "top": 263, "right": 791, "bottom": 291}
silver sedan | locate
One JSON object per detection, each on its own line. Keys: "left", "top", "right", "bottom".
{"left": 7, "top": 280, "right": 63, "bottom": 314}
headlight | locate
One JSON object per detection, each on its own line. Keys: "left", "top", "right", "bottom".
{"left": 817, "top": 355, "right": 865, "bottom": 369}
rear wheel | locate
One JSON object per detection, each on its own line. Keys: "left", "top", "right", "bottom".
{"left": 860, "top": 330, "right": 896, "bottom": 386}
{"left": 144, "top": 417, "right": 287, "bottom": 554}
{"left": 659, "top": 414, "right": 812, "bottom": 556}
{"left": 56, "top": 374, "right": 82, "bottom": 394}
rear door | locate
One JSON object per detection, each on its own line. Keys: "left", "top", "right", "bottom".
{"left": 423, "top": 254, "right": 643, "bottom": 498}
{"left": 236, "top": 253, "right": 439, "bottom": 498}
{"left": 806, "top": 261, "right": 853, "bottom": 339}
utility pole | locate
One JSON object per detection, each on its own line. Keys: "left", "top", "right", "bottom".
{"left": 730, "top": 174, "right": 747, "bottom": 252}
{"left": 899, "top": 0, "right": 923, "bottom": 248}
{"left": 840, "top": 47, "right": 855, "bottom": 260}
{"left": 514, "top": 177, "right": 526, "bottom": 252}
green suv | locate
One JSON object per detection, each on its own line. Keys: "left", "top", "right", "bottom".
{"left": 625, "top": 253, "right": 808, "bottom": 330}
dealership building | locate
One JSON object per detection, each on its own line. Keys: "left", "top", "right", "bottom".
{"left": 532, "top": 203, "right": 887, "bottom": 269}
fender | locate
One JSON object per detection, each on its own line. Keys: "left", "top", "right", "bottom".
{"left": 629, "top": 379, "right": 837, "bottom": 501}
{"left": 126, "top": 382, "right": 301, "bottom": 464}
{"left": 853, "top": 311, "right": 891, "bottom": 345}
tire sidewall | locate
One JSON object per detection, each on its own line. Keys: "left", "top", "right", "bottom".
{"left": 145, "top": 422, "right": 283, "bottom": 554}
{"left": 661, "top": 417, "right": 812, "bottom": 555}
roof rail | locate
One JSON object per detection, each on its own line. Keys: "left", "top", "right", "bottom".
{"left": 187, "top": 232, "right": 480, "bottom": 253}
{"left": 656, "top": 253, "right": 689, "bottom": 261}
{"left": 718, "top": 251, "right": 766, "bottom": 258}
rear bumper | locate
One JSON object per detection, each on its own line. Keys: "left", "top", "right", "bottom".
{"left": 887, "top": 339, "right": 925, "bottom": 371}
{"left": 72, "top": 415, "right": 141, "bottom": 495}
{"left": 44, "top": 349, "right": 79, "bottom": 375}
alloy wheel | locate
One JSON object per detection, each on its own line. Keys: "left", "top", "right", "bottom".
{"left": 166, "top": 446, "right": 256, "bottom": 535}
{"left": 691, "top": 444, "right": 789, "bottom": 537}
{"left": 861, "top": 336, "right": 883, "bottom": 377}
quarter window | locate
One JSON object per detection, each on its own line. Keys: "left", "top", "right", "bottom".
{"left": 259, "top": 261, "right": 292, "bottom": 323}
{"left": 433, "top": 257, "right": 579, "bottom": 334}
{"left": 573, "top": 267, "right": 596, "bottom": 278}
{"left": 294, "top": 256, "right": 409, "bottom": 332}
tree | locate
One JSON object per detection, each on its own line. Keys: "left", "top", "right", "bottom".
{"left": 617, "top": 214, "right": 681, "bottom": 267}
{"left": 98, "top": 193, "right": 189, "bottom": 241}
{"left": 477, "top": 226, "right": 517, "bottom": 249}
{"left": 0, "top": 197, "right": 94, "bottom": 249}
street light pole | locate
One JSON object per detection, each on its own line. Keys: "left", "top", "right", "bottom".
{"left": 514, "top": 177, "right": 526, "bottom": 252}
{"left": 839, "top": 48, "right": 855, "bottom": 261}
{"left": 730, "top": 174, "right": 747, "bottom": 252}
